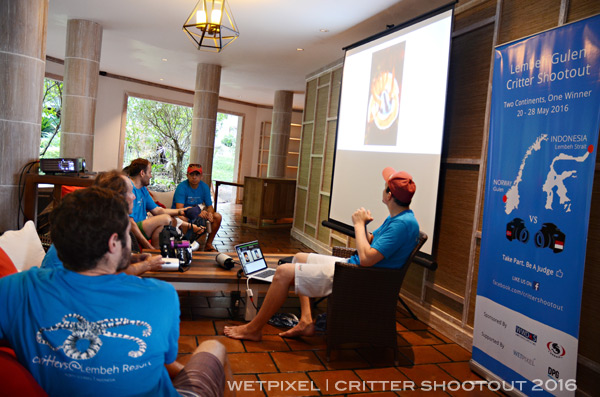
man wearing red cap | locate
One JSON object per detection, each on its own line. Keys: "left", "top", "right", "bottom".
{"left": 127, "top": 158, "right": 197, "bottom": 250}
{"left": 225, "top": 167, "right": 420, "bottom": 341}
{"left": 172, "top": 164, "right": 222, "bottom": 252}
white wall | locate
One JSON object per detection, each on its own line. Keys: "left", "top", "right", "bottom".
{"left": 45, "top": 59, "right": 301, "bottom": 182}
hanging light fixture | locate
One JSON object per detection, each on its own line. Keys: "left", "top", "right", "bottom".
{"left": 182, "top": 0, "right": 239, "bottom": 52}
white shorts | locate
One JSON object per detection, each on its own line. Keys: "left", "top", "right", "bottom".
{"left": 294, "top": 253, "right": 349, "bottom": 297}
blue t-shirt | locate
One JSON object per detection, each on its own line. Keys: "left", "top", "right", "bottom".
{"left": 40, "top": 245, "right": 62, "bottom": 270}
{"left": 172, "top": 180, "right": 212, "bottom": 208}
{"left": 348, "top": 209, "right": 419, "bottom": 269}
{"left": 131, "top": 181, "right": 157, "bottom": 223}
{"left": 0, "top": 267, "right": 180, "bottom": 396}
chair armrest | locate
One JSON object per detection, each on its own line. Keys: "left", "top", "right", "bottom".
{"left": 332, "top": 246, "right": 357, "bottom": 258}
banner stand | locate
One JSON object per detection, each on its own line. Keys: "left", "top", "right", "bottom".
{"left": 472, "top": 13, "right": 600, "bottom": 397}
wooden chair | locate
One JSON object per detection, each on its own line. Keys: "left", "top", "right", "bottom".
{"left": 325, "top": 231, "right": 428, "bottom": 364}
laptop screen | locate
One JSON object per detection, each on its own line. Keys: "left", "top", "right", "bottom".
{"left": 235, "top": 241, "right": 268, "bottom": 275}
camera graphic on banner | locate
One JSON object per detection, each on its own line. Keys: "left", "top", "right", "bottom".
{"left": 506, "top": 218, "right": 565, "bottom": 253}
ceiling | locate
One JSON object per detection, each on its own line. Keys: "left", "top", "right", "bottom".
{"left": 46, "top": 0, "right": 450, "bottom": 109}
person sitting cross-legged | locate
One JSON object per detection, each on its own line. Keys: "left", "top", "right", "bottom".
{"left": 172, "top": 164, "right": 222, "bottom": 252}
{"left": 224, "top": 167, "right": 420, "bottom": 341}
{"left": 0, "top": 187, "right": 232, "bottom": 396}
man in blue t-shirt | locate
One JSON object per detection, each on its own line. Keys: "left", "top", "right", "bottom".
{"left": 225, "top": 167, "right": 420, "bottom": 341}
{"left": 127, "top": 158, "right": 202, "bottom": 249}
{"left": 0, "top": 187, "right": 229, "bottom": 396}
{"left": 172, "top": 164, "right": 222, "bottom": 252}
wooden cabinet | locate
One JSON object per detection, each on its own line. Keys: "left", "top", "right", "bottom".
{"left": 257, "top": 121, "right": 301, "bottom": 179}
{"left": 242, "top": 177, "right": 296, "bottom": 228}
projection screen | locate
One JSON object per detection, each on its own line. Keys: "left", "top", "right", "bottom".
{"left": 327, "top": 5, "right": 454, "bottom": 255}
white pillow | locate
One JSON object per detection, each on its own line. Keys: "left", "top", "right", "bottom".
{"left": 0, "top": 221, "right": 46, "bottom": 271}
{"left": 148, "top": 190, "right": 175, "bottom": 209}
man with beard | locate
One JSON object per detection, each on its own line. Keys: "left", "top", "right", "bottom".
{"left": 127, "top": 158, "right": 204, "bottom": 249}
{"left": 0, "top": 187, "right": 230, "bottom": 396}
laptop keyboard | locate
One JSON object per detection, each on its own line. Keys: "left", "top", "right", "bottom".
{"left": 256, "top": 269, "right": 276, "bottom": 278}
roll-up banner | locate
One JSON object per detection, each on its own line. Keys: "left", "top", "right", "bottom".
{"left": 472, "top": 14, "right": 600, "bottom": 396}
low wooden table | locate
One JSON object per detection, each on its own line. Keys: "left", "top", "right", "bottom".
{"left": 142, "top": 251, "right": 284, "bottom": 320}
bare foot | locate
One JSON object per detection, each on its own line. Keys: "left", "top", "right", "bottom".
{"left": 279, "top": 321, "right": 316, "bottom": 338}
{"left": 224, "top": 324, "right": 262, "bottom": 341}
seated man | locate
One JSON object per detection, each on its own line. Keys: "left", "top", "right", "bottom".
{"left": 224, "top": 167, "right": 420, "bottom": 341}
{"left": 0, "top": 187, "right": 230, "bottom": 396}
{"left": 41, "top": 170, "right": 164, "bottom": 276}
{"left": 127, "top": 158, "right": 203, "bottom": 249}
{"left": 173, "top": 164, "right": 222, "bottom": 252}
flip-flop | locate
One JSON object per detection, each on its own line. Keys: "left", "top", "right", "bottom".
{"left": 268, "top": 313, "right": 299, "bottom": 328}
{"left": 314, "top": 313, "right": 327, "bottom": 332}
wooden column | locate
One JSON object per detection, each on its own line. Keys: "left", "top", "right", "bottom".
{"left": 267, "top": 90, "right": 293, "bottom": 178}
{"left": 0, "top": 0, "right": 48, "bottom": 232}
{"left": 60, "top": 19, "right": 102, "bottom": 170}
{"left": 190, "top": 63, "right": 221, "bottom": 186}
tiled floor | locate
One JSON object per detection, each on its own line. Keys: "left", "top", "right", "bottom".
{"left": 177, "top": 203, "right": 495, "bottom": 396}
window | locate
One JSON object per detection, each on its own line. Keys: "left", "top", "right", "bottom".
{"left": 123, "top": 95, "right": 241, "bottom": 201}
{"left": 40, "top": 78, "right": 63, "bottom": 158}
{"left": 124, "top": 96, "right": 192, "bottom": 190}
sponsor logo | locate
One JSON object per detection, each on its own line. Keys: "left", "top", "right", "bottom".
{"left": 513, "top": 350, "right": 535, "bottom": 366}
{"left": 547, "top": 342, "right": 566, "bottom": 358}
{"left": 515, "top": 326, "right": 537, "bottom": 344}
{"left": 548, "top": 366, "right": 560, "bottom": 380}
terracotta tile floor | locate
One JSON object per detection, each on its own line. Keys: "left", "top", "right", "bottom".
{"left": 177, "top": 203, "right": 497, "bottom": 396}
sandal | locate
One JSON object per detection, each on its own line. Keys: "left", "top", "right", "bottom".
{"left": 204, "top": 244, "right": 218, "bottom": 252}
{"left": 268, "top": 313, "right": 299, "bottom": 328}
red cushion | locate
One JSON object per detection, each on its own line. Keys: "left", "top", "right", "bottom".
{"left": 61, "top": 185, "right": 85, "bottom": 197}
{"left": 0, "top": 247, "right": 18, "bottom": 278}
{"left": 0, "top": 346, "right": 47, "bottom": 396}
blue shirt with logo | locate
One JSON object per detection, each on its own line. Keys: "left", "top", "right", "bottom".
{"left": 0, "top": 267, "right": 180, "bottom": 396}
{"left": 348, "top": 209, "right": 419, "bottom": 269}
{"left": 172, "top": 180, "right": 212, "bottom": 208}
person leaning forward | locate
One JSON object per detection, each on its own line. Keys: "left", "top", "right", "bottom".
{"left": 0, "top": 187, "right": 232, "bottom": 396}
{"left": 224, "top": 167, "right": 420, "bottom": 341}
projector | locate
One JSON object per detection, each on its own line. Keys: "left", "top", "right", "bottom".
{"left": 40, "top": 158, "right": 86, "bottom": 174}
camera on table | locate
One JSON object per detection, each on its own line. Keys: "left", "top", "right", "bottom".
{"left": 506, "top": 218, "right": 529, "bottom": 243}
{"left": 534, "top": 223, "right": 565, "bottom": 253}
{"left": 159, "top": 226, "right": 192, "bottom": 272}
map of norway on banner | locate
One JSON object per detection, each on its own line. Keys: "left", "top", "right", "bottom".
{"left": 473, "top": 14, "right": 600, "bottom": 397}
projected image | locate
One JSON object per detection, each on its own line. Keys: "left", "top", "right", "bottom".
{"left": 365, "top": 41, "right": 406, "bottom": 146}
{"left": 331, "top": 7, "right": 453, "bottom": 255}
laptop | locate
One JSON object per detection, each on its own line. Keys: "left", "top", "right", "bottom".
{"left": 235, "top": 240, "right": 275, "bottom": 282}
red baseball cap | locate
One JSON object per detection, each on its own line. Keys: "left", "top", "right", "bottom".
{"left": 187, "top": 165, "right": 203, "bottom": 174}
{"left": 382, "top": 167, "right": 416, "bottom": 204}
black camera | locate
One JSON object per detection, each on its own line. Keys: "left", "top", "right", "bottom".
{"left": 534, "top": 223, "right": 565, "bottom": 253}
{"left": 506, "top": 218, "right": 529, "bottom": 243}
{"left": 159, "top": 226, "right": 192, "bottom": 272}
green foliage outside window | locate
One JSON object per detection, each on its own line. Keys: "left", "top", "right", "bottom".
{"left": 124, "top": 96, "right": 239, "bottom": 192}
{"left": 40, "top": 79, "right": 63, "bottom": 158}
